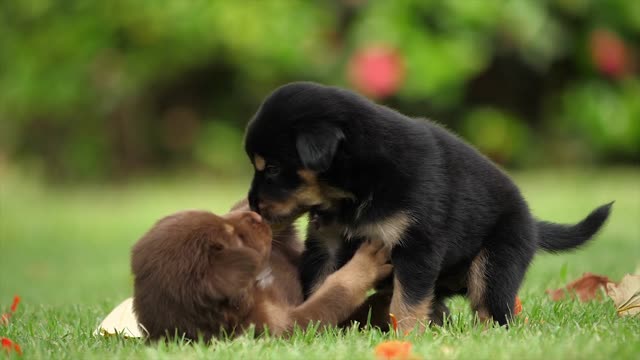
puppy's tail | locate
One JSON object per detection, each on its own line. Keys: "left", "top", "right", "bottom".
{"left": 536, "top": 202, "right": 613, "bottom": 253}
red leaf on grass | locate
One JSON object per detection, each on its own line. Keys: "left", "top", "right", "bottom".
{"left": 1, "top": 295, "right": 21, "bottom": 325}
{"left": 10, "top": 296, "right": 20, "bottom": 313}
{"left": 514, "top": 296, "right": 523, "bottom": 315}
{"left": 389, "top": 313, "right": 398, "bottom": 333}
{"left": 375, "top": 341, "right": 416, "bottom": 360}
{"left": 546, "top": 273, "right": 610, "bottom": 302}
{"left": 1, "top": 338, "right": 22, "bottom": 356}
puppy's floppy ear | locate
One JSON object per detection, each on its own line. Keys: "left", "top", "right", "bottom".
{"left": 296, "top": 123, "right": 344, "bottom": 172}
{"left": 208, "top": 247, "right": 260, "bottom": 299}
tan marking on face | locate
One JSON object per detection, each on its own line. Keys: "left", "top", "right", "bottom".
{"left": 389, "top": 276, "right": 433, "bottom": 332}
{"left": 294, "top": 170, "right": 325, "bottom": 208}
{"left": 254, "top": 155, "right": 266, "bottom": 171}
{"left": 467, "top": 249, "right": 490, "bottom": 322}
{"left": 346, "top": 212, "right": 414, "bottom": 247}
{"left": 298, "top": 170, "right": 355, "bottom": 204}
{"left": 266, "top": 194, "right": 310, "bottom": 219}
{"left": 262, "top": 170, "right": 354, "bottom": 219}
{"left": 293, "top": 185, "right": 324, "bottom": 207}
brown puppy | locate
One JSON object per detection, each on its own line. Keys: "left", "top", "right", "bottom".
{"left": 131, "top": 203, "right": 392, "bottom": 340}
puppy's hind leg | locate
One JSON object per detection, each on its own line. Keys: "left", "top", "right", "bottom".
{"left": 468, "top": 212, "right": 536, "bottom": 326}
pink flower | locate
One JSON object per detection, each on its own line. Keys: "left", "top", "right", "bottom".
{"left": 348, "top": 45, "right": 405, "bottom": 98}
{"left": 590, "top": 29, "right": 631, "bottom": 79}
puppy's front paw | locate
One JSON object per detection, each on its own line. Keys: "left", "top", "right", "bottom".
{"left": 351, "top": 239, "right": 393, "bottom": 283}
{"left": 355, "top": 239, "right": 391, "bottom": 264}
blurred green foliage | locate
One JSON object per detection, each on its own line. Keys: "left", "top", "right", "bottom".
{"left": 461, "top": 107, "right": 532, "bottom": 165}
{"left": 0, "top": 0, "right": 638, "bottom": 180}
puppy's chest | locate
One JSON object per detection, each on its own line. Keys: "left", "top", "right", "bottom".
{"left": 346, "top": 211, "right": 413, "bottom": 247}
{"left": 315, "top": 211, "right": 412, "bottom": 244}
{"left": 311, "top": 210, "right": 414, "bottom": 263}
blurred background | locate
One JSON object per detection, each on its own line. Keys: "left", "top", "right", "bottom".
{"left": 1, "top": 0, "right": 639, "bottom": 181}
{"left": 0, "top": 1, "right": 638, "bottom": 305}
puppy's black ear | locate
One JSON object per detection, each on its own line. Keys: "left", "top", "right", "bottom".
{"left": 296, "top": 123, "right": 344, "bottom": 172}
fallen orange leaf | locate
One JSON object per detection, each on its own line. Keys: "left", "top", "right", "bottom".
{"left": 375, "top": 341, "right": 414, "bottom": 360}
{"left": 10, "top": 296, "right": 20, "bottom": 313}
{"left": 546, "top": 273, "right": 610, "bottom": 302}
{"left": 1, "top": 295, "right": 20, "bottom": 326}
{"left": 389, "top": 313, "right": 398, "bottom": 333}
{"left": 514, "top": 296, "right": 523, "bottom": 315}
{"left": 1, "top": 337, "right": 22, "bottom": 356}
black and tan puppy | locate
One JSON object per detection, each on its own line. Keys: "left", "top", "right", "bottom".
{"left": 131, "top": 203, "right": 392, "bottom": 340}
{"left": 244, "top": 82, "right": 612, "bottom": 331}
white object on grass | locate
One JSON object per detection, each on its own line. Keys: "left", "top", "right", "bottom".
{"left": 94, "top": 297, "right": 146, "bottom": 338}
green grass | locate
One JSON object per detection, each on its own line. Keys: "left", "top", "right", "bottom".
{"left": 1, "top": 167, "right": 639, "bottom": 359}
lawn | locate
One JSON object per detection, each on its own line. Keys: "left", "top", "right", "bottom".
{"left": 1, "top": 167, "right": 639, "bottom": 359}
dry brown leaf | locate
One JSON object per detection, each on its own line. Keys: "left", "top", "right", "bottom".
{"left": 546, "top": 272, "right": 610, "bottom": 302}
{"left": 606, "top": 274, "right": 640, "bottom": 317}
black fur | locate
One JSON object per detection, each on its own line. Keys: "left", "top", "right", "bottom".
{"left": 244, "top": 82, "right": 612, "bottom": 326}
{"left": 537, "top": 202, "right": 613, "bottom": 252}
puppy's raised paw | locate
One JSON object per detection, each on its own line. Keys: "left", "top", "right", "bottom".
{"left": 351, "top": 239, "right": 393, "bottom": 282}
{"left": 358, "top": 239, "right": 391, "bottom": 262}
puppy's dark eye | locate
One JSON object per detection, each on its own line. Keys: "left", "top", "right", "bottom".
{"left": 265, "top": 165, "right": 280, "bottom": 177}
